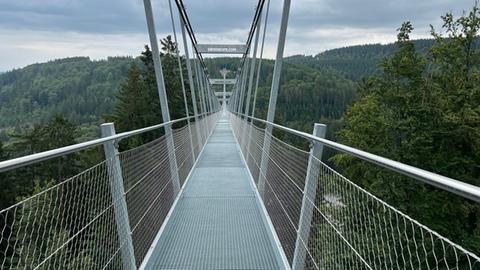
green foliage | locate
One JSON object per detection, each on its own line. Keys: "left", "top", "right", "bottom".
{"left": 1, "top": 9, "right": 477, "bottom": 264}
{"left": 335, "top": 6, "right": 480, "bottom": 255}
{"left": 286, "top": 39, "right": 452, "bottom": 81}
{"left": 0, "top": 116, "right": 80, "bottom": 210}
{"left": 107, "top": 36, "right": 188, "bottom": 148}
{"left": 11, "top": 180, "right": 71, "bottom": 270}
{"left": 205, "top": 57, "right": 357, "bottom": 154}
{"left": 0, "top": 142, "right": 14, "bottom": 211}
{"left": 11, "top": 115, "right": 78, "bottom": 180}
{"left": 0, "top": 56, "right": 135, "bottom": 140}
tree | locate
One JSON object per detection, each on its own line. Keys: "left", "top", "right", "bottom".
{"left": 0, "top": 57, "right": 133, "bottom": 133}
{"left": 0, "top": 142, "right": 14, "bottom": 210}
{"left": 161, "top": 35, "right": 178, "bottom": 55}
{"left": 108, "top": 38, "right": 188, "bottom": 148}
{"left": 334, "top": 6, "right": 480, "bottom": 257}
{"left": 6, "top": 116, "right": 78, "bottom": 199}
{"left": 0, "top": 116, "right": 80, "bottom": 268}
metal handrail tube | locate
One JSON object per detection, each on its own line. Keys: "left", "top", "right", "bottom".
{"left": 0, "top": 114, "right": 207, "bottom": 173}
{"left": 233, "top": 112, "right": 480, "bottom": 203}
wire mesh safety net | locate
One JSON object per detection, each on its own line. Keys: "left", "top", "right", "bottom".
{"left": 0, "top": 113, "right": 219, "bottom": 270}
{"left": 230, "top": 113, "right": 480, "bottom": 270}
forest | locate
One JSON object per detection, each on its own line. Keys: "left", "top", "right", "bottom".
{"left": 0, "top": 4, "right": 479, "bottom": 267}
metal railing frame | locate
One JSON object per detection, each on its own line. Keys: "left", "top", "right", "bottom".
{"left": 0, "top": 113, "right": 214, "bottom": 173}
{"left": 231, "top": 112, "right": 480, "bottom": 203}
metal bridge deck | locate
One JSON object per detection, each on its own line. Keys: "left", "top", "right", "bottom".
{"left": 143, "top": 118, "right": 282, "bottom": 269}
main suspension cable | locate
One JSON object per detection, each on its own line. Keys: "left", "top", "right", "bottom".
{"left": 239, "top": 0, "right": 266, "bottom": 71}
{"left": 174, "top": 0, "right": 208, "bottom": 76}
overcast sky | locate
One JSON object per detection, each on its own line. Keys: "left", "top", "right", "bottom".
{"left": 0, "top": 0, "right": 476, "bottom": 71}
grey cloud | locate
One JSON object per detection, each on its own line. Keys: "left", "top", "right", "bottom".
{"left": 180, "top": 0, "right": 258, "bottom": 33}
{"left": 0, "top": 0, "right": 475, "bottom": 35}
{"left": 275, "top": 0, "right": 476, "bottom": 34}
{"left": 0, "top": 0, "right": 477, "bottom": 71}
{"left": 0, "top": 0, "right": 146, "bottom": 33}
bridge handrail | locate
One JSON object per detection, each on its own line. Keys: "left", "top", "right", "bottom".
{"left": 234, "top": 112, "right": 480, "bottom": 203}
{"left": 0, "top": 113, "right": 211, "bottom": 173}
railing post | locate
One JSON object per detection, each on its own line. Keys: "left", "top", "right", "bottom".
{"left": 101, "top": 123, "right": 137, "bottom": 270}
{"left": 258, "top": 0, "right": 291, "bottom": 197}
{"left": 220, "top": 68, "right": 229, "bottom": 114}
{"left": 143, "top": 0, "right": 181, "bottom": 194}
{"left": 292, "top": 123, "right": 326, "bottom": 270}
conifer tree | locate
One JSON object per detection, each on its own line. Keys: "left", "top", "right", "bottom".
{"left": 109, "top": 36, "right": 188, "bottom": 148}
{"left": 335, "top": 6, "right": 480, "bottom": 255}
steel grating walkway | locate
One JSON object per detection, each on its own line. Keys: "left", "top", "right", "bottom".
{"left": 143, "top": 118, "right": 284, "bottom": 269}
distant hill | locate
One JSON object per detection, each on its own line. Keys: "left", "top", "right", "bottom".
{"left": 0, "top": 57, "right": 135, "bottom": 140}
{"left": 286, "top": 39, "right": 436, "bottom": 81}
{"left": 205, "top": 57, "right": 356, "bottom": 123}
{"left": 4, "top": 38, "right": 476, "bottom": 141}
{"left": 0, "top": 55, "right": 357, "bottom": 139}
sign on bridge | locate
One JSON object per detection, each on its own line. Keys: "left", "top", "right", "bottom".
{"left": 197, "top": 44, "right": 247, "bottom": 54}
{"left": 215, "top": 91, "right": 232, "bottom": 97}
{"left": 209, "top": 78, "right": 237, "bottom": 85}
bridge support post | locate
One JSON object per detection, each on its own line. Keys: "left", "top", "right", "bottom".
{"left": 258, "top": 0, "right": 291, "bottom": 197}
{"left": 101, "top": 123, "right": 137, "bottom": 270}
{"left": 292, "top": 123, "right": 327, "bottom": 270}
{"left": 143, "top": 0, "right": 181, "bottom": 194}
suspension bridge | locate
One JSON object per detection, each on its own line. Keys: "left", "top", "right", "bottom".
{"left": 1, "top": 0, "right": 480, "bottom": 269}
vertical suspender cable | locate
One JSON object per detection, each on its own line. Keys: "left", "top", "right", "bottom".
{"left": 245, "top": 0, "right": 270, "bottom": 165}
{"left": 227, "top": 0, "right": 266, "bottom": 115}
{"left": 244, "top": 12, "right": 262, "bottom": 121}
{"left": 251, "top": 0, "right": 270, "bottom": 119}
{"left": 179, "top": 18, "right": 203, "bottom": 148}
{"left": 142, "top": 0, "right": 181, "bottom": 193}
{"left": 238, "top": 58, "right": 248, "bottom": 115}
{"left": 167, "top": 0, "right": 196, "bottom": 161}
{"left": 193, "top": 51, "right": 209, "bottom": 140}
{"left": 258, "top": 0, "right": 291, "bottom": 197}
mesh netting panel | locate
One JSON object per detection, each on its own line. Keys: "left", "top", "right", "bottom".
{"left": 0, "top": 112, "right": 221, "bottom": 269}
{"left": 0, "top": 161, "right": 129, "bottom": 270}
{"left": 172, "top": 125, "right": 195, "bottom": 186}
{"left": 298, "top": 158, "right": 480, "bottom": 270}
{"left": 230, "top": 113, "right": 480, "bottom": 270}
{"left": 119, "top": 133, "right": 175, "bottom": 265}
